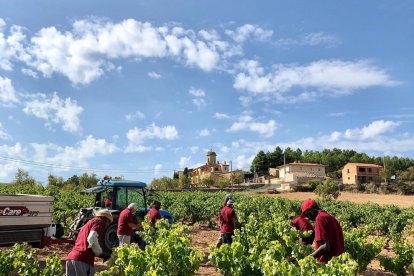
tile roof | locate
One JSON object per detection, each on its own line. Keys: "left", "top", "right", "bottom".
{"left": 275, "top": 162, "right": 325, "bottom": 169}
{"left": 344, "top": 163, "right": 382, "bottom": 168}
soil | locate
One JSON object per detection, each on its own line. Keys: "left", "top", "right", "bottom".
{"left": 189, "top": 225, "right": 221, "bottom": 276}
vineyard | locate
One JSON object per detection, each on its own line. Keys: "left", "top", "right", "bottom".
{"left": 1, "top": 187, "right": 414, "bottom": 275}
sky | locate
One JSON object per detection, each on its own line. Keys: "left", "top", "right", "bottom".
{"left": 0, "top": 1, "right": 413, "bottom": 184}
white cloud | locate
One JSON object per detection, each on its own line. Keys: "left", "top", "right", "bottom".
{"left": 214, "top": 112, "right": 230, "bottom": 120}
{"left": 179, "top": 156, "right": 191, "bottom": 168}
{"left": 198, "top": 128, "right": 211, "bottom": 137}
{"left": 189, "top": 146, "right": 199, "bottom": 154}
{"left": 125, "top": 145, "right": 153, "bottom": 153}
{"left": 21, "top": 68, "right": 38, "bottom": 79}
{"left": 302, "top": 32, "right": 339, "bottom": 47}
{"left": 275, "top": 32, "right": 339, "bottom": 47}
{"left": 0, "top": 18, "right": 5, "bottom": 30}
{"left": 0, "top": 143, "right": 26, "bottom": 179}
{"left": 23, "top": 92, "right": 83, "bottom": 132}
{"left": 126, "top": 123, "right": 178, "bottom": 142}
{"left": 19, "top": 19, "right": 236, "bottom": 84}
{"left": 189, "top": 87, "right": 206, "bottom": 109}
{"left": 234, "top": 59, "right": 398, "bottom": 102}
{"left": 0, "top": 23, "right": 28, "bottom": 71}
{"left": 235, "top": 154, "right": 255, "bottom": 170}
{"left": 0, "top": 123, "right": 11, "bottom": 140}
{"left": 0, "top": 142, "right": 25, "bottom": 157}
{"left": 226, "top": 24, "right": 273, "bottom": 43}
{"left": 227, "top": 115, "right": 277, "bottom": 138}
{"left": 189, "top": 87, "right": 205, "bottom": 97}
{"left": 219, "top": 145, "right": 231, "bottom": 154}
{"left": 125, "top": 123, "right": 178, "bottom": 152}
{"left": 154, "top": 163, "right": 163, "bottom": 175}
{"left": 192, "top": 98, "right": 206, "bottom": 110}
{"left": 126, "top": 110, "right": 145, "bottom": 121}
{"left": 328, "top": 112, "right": 347, "bottom": 117}
{"left": 274, "top": 120, "right": 413, "bottom": 154}
{"left": 0, "top": 76, "right": 19, "bottom": 106}
{"left": 148, "top": 71, "right": 161, "bottom": 79}
{"left": 198, "top": 30, "right": 220, "bottom": 41}
{"left": 343, "top": 120, "right": 400, "bottom": 140}
{"left": 31, "top": 135, "right": 118, "bottom": 167}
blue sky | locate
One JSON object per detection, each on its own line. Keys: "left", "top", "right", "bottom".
{"left": 0, "top": 0, "right": 413, "bottom": 184}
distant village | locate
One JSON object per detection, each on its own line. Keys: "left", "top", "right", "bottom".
{"left": 174, "top": 150, "right": 383, "bottom": 191}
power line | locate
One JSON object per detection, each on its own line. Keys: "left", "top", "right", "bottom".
{"left": 0, "top": 155, "right": 177, "bottom": 174}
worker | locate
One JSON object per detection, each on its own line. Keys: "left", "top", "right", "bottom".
{"left": 301, "top": 199, "right": 345, "bottom": 263}
{"left": 147, "top": 200, "right": 162, "bottom": 225}
{"left": 66, "top": 210, "right": 113, "bottom": 276}
{"left": 216, "top": 199, "right": 237, "bottom": 247}
{"left": 290, "top": 214, "right": 314, "bottom": 245}
{"left": 117, "top": 203, "right": 141, "bottom": 245}
{"left": 223, "top": 193, "right": 232, "bottom": 207}
{"left": 104, "top": 191, "right": 113, "bottom": 208}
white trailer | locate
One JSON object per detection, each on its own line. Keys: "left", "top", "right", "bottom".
{"left": 0, "top": 194, "right": 54, "bottom": 246}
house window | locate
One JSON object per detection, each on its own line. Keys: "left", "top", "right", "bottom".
{"left": 348, "top": 177, "right": 350, "bottom": 180}
{"left": 359, "top": 168, "right": 366, "bottom": 173}
{"left": 368, "top": 168, "right": 372, "bottom": 173}
{"left": 347, "top": 169, "right": 350, "bottom": 173}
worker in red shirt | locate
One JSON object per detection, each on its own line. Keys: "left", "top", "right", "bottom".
{"left": 216, "top": 199, "right": 237, "bottom": 247}
{"left": 66, "top": 210, "right": 113, "bottom": 276}
{"left": 104, "top": 191, "right": 113, "bottom": 208}
{"left": 147, "top": 200, "right": 162, "bottom": 226}
{"left": 223, "top": 193, "right": 232, "bottom": 207}
{"left": 117, "top": 203, "right": 141, "bottom": 245}
{"left": 290, "top": 215, "right": 314, "bottom": 245}
{"left": 301, "top": 199, "right": 345, "bottom": 263}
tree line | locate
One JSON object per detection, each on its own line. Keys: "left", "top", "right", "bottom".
{"left": 250, "top": 147, "right": 414, "bottom": 179}
{"left": 0, "top": 169, "right": 107, "bottom": 195}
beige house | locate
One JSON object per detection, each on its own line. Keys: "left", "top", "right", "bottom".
{"left": 342, "top": 163, "right": 382, "bottom": 185}
{"left": 189, "top": 151, "right": 230, "bottom": 185}
{"left": 272, "top": 162, "right": 326, "bottom": 185}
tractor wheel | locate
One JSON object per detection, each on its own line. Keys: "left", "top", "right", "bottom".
{"left": 103, "top": 223, "right": 119, "bottom": 252}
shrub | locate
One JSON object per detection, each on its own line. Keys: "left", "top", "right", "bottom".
{"left": 365, "top": 182, "right": 379, "bottom": 194}
{"left": 307, "top": 179, "right": 322, "bottom": 191}
{"left": 314, "top": 179, "right": 340, "bottom": 199}
{"left": 216, "top": 177, "right": 230, "bottom": 188}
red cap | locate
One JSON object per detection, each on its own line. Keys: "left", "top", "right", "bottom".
{"left": 301, "top": 199, "right": 316, "bottom": 217}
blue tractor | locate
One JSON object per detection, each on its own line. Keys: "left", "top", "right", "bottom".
{"left": 69, "top": 179, "right": 173, "bottom": 252}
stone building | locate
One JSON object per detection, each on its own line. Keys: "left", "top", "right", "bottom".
{"left": 342, "top": 163, "right": 382, "bottom": 185}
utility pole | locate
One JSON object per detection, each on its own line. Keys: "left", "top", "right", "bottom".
{"left": 283, "top": 152, "right": 286, "bottom": 181}
{"left": 383, "top": 156, "right": 387, "bottom": 185}
{"left": 254, "top": 165, "right": 257, "bottom": 183}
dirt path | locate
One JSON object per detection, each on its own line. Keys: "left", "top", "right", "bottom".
{"left": 264, "top": 191, "right": 414, "bottom": 208}
{"left": 189, "top": 224, "right": 221, "bottom": 276}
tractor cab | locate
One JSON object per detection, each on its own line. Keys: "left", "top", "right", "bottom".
{"left": 86, "top": 179, "right": 148, "bottom": 218}
{"left": 69, "top": 178, "right": 173, "bottom": 252}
